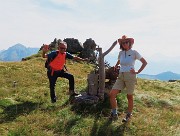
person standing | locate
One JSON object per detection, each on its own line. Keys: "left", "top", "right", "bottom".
{"left": 109, "top": 35, "right": 147, "bottom": 122}
{"left": 42, "top": 41, "right": 87, "bottom": 103}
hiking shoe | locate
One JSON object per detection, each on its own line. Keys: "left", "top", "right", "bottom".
{"left": 68, "top": 90, "right": 79, "bottom": 96}
{"left": 109, "top": 113, "right": 118, "bottom": 121}
{"left": 70, "top": 92, "right": 79, "bottom": 96}
{"left": 51, "top": 97, "right": 56, "bottom": 103}
{"left": 122, "top": 113, "right": 132, "bottom": 123}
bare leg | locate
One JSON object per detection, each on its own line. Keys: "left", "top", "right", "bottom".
{"left": 127, "top": 94, "right": 133, "bottom": 113}
{"left": 122, "top": 94, "right": 133, "bottom": 122}
{"left": 109, "top": 89, "right": 120, "bottom": 109}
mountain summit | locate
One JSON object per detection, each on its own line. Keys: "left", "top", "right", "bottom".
{"left": 0, "top": 44, "right": 39, "bottom": 61}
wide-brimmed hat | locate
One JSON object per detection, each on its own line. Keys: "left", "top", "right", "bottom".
{"left": 118, "top": 35, "right": 134, "bottom": 45}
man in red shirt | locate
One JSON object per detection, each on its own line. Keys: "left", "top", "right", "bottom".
{"left": 42, "top": 41, "right": 87, "bottom": 103}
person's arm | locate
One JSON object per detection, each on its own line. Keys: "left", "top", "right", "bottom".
{"left": 137, "top": 57, "right": 147, "bottom": 74}
{"left": 103, "top": 40, "right": 118, "bottom": 56}
{"left": 114, "top": 50, "right": 121, "bottom": 71}
{"left": 115, "top": 60, "right": 120, "bottom": 68}
{"left": 131, "top": 57, "right": 147, "bottom": 74}
{"left": 73, "top": 56, "right": 88, "bottom": 62}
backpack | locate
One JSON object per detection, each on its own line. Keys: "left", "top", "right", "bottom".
{"left": 45, "top": 50, "right": 58, "bottom": 69}
{"left": 45, "top": 50, "right": 68, "bottom": 71}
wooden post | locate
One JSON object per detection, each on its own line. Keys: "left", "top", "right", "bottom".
{"left": 97, "top": 41, "right": 117, "bottom": 100}
{"left": 97, "top": 48, "right": 105, "bottom": 99}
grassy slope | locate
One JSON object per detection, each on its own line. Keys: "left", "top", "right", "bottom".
{"left": 0, "top": 54, "right": 179, "bottom": 136}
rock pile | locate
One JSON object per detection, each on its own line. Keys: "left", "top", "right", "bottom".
{"left": 78, "top": 38, "right": 97, "bottom": 62}
{"left": 41, "top": 38, "right": 98, "bottom": 62}
{"left": 63, "top": 38, "right": 83, "bottom": 54}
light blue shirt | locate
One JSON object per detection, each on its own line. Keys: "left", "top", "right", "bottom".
{"left": 118, "top": 49, "right": 142, "bottom": 72}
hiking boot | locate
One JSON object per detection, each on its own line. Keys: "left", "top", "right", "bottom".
{"left": 68, "top": 90, "right": 79, "bottom": 96}
{"left": 51, "top": 97, "right": 56, "bottom": 103}
{"left": 109, "top": 113, "right": 118, "bottom": 121}
{"left": 122, "top": 113, "right": 132, "bottom": 123}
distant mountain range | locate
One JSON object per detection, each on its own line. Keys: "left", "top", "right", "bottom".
{"left": 0, "top": 44, "right": 39, "bottom": 61}
{"left": 137, "top": 71, "right": 180, "bottom": 81}
{"left": 0, "top": 44, "right": 180, "bottom": 81}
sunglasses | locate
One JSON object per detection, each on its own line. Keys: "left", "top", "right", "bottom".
{"left": 60, "top": 47, "right": 67, "bottom": 50}
{"left": 122, "top": 41, "right": 129, "bottom": 45}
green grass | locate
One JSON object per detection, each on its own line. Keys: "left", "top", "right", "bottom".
{"left": 0, "top": 54, "right": 180, "bottom": 136}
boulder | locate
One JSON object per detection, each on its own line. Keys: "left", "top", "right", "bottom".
{"left": 78, "top": 38, "right": 97, "bottom": 61}
{"left": 63, "top": 38, "right": 83, "bottom": 54}
{"left": 49, "top": 38, "right": 62, "bottom": 50}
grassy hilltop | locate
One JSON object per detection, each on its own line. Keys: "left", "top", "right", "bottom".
{"left": 0, "top": 53, "right": 179, "bottom": 136}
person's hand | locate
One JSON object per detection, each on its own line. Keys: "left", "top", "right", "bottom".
{"left": 42, "top": 44, "right": 49, "bottom": 53}
{"left": 130, "top": 68, "right": 137, "bottom": 74}
{"left": 114, "top": 65, "right": 118, "bottom": 71}
{"left": 83, "top": 58, "right": 89, "bottom": 62}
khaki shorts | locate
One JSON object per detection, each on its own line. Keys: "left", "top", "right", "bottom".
{"left": 112, "top": 72, "right": 137, "bottom": 94}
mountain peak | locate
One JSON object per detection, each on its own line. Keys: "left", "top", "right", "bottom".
{"left": 0, "top": 43, "right": 39, "bottom": 61}
{"left": 157, "top": 71, "right": 177, "bottom": 76}
{"left": 8, "top": 43, "right": 26, "bottom": 50}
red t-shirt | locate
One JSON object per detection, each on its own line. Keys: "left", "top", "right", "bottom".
{"left": 49, "top": 52, "right": 66, "bottom": 70}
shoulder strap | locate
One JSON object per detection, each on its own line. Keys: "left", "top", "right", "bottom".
{"left": 63, "top": 52, "right": 68, "bottom": 71}
{"left": 49, "top": 50, "right": 59, "bottom": 61}
{"left": 53, "top": 50, "right": 59, "bottom": 59}
{"left": 45, "top": 50, "right": 59, "bottom": 69}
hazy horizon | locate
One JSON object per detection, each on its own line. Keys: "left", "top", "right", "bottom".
{"left": 0, "top": 43, "right": 179, "bottom": 75}
{"left": 1, "top": 0, "right": 180, "bottom": 75}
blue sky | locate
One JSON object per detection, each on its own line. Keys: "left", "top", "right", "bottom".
{"left": 0, "top": 0, "right": 180, "bottom": 74}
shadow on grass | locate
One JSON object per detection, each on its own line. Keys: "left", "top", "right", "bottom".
{"left": 90, "top": 118, "right": 128, "bottom": 136}
{"left": 113, "top": 123, "right": 129, "bottom": 136}
{"left": 57, "top": 93, "right": 128, "bottom": 136}
{"left": 56, "top": 115, "right": 93, "bottom": 135}
{"left": 70, "top": 94, "right": 111, "bottom": 117}
{"left": 0, "top": 101, "right": 39, "bottom": 123}
{"left": 64, "top": 118, "right": 81, "bottom": 134}
{"left": 70, "top": 93, "right": 126, "bottom": 117}
{"left": 50, "top": 90, "right": 129, "bottom": 135}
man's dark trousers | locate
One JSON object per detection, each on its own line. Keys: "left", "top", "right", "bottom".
{"left": 47, "top": 69, "right": 74, "bottom": 102}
